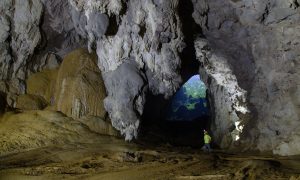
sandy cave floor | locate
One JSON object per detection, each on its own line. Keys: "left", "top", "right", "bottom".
{"left": 1, "top": 138, "right": 300, "bottom": 180}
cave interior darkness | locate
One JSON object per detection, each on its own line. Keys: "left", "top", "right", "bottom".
{"left": 139, "top": 75, "right": 212, "bottom": 148}
{"left": 138, "top": 0, "right": 211, "bottom": 148}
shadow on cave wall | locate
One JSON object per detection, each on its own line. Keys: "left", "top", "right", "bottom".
{"left": 178, "top": 0, "right": 203, "bottom": 82}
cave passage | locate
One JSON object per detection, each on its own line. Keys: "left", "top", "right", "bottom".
{"left": 140, "top": 75, "right": 211, "bottom": 147}
{"left": 166, "top": 75, "right": 209, "bottom": 121}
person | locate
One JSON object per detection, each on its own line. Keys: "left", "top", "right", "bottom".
{"left": 202, "top": 130, "right": 212, "bottom": 152}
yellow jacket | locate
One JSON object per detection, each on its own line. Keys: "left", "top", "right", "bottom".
{"left": 204, "top": 134, "right": 211, "bottom": 144}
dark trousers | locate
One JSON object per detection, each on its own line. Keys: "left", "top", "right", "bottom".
{"left": 202, "top": 143, "right": 211, "bottom": 152}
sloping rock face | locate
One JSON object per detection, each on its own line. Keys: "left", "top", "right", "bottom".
{"left": 54, "top": 49, "right": 107, "bottom": 119}
{"left": 192, "top": 0, "right": 300, "bottom": 155}
{"left": 0, "top": 0, "right": 299, "bottom": 155}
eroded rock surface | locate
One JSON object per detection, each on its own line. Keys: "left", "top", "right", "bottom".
{"left": 192, "top": 0, "right": 300, "bottom": 155}
{"left": 54, "top": 49, "right": 107, "bottom": 119}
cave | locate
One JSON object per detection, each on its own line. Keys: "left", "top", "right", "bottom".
{"left": 0, "top": 0, "right": 300, "bottom": 179}
{"left": 140, "top": 75, "right": 211, "bottom": 147}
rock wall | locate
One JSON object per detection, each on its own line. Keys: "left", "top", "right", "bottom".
{"left": 64, "top": 0, "right": 185, "bottom": 139}
{"left": 0, "top": 0, "right": 184, "bottom": 140}
{"left": 195, "top": 38, "right": 249, "bottom": 149}
{"left": 192, "top": 0, "right": 300, "bottom": 155}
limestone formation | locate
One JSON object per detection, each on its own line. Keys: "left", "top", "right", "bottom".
{"left": 54, "top": 49, "right": 107, "bottom": 119}
{"left": 195, "top": 38, "right": 249, "bottom": 149}
{"left": 192, "top": 0, "right": 300, "bottom": 155}
{"left": 0, "top": 0, "right": 43, "bottom": 80}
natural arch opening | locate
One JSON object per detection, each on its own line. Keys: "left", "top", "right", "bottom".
{"left": 139, "top": 75, "right": 211, "bottom": 147}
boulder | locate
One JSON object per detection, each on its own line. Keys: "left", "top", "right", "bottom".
{"left": 54, "top": 49, "right": 107, "bottom": 119}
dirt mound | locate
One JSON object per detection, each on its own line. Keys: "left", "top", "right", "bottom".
{"left": 0, "top": 110, "right": 104, "bottom": 156}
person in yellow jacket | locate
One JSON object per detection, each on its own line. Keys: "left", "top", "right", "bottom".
{"left": 202, "top": 130, "right": 212, "bottom": 152}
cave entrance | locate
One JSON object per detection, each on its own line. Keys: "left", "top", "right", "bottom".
{"left": 139, "top": 75, "right": 211, "bottom": 147}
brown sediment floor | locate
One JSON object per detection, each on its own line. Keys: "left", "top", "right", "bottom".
{"left": 1, "top": 110, "right": 300, "bottom": 179}
{"left": 1, "top": 139, "right": 300, "bottom": 180}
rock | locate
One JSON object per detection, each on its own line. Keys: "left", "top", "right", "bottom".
{"left": 0, "top": 0, "right": 299, "bottom": 155}
{"left": 25, "top": 49, "right": 114, "bottom": 137}
{"left": 26, "top": 69, "right": 58, "bottom": 104}
{"left": 31, "top": 53, "right": 62, "bottom": 72}
{"left": 0, "top": 15, "right": 12, "bottom": 80}
{"left": 11, "top": 0, "right": 43, "bottom": 79}
{"left": 95, "top": 0, "right": 184, "bottom": 140}
{"left": 114, "top": 151, "right": 142, "bottom": 163}
{"left": 191, "top": 0, "right": 300, "bottom": 155}
{"left": 103, "top": 61, "right": 147, "bottom": 140}
{"left": 16, "top": 94, "right": 47, "bottom": 110}
{"left": 54, "top": 49, "right": 107, "bottom": 119}
{"left": 41, "top": 0, "right": 86, "bottom": 57}
{"left": 78, "top": 116, "right": 119, "bottom": 137}
{"left": 194, "top": 38, "right": 249, "bottom": 148}
{"left": 0, "top": 78, "right": 26, "bottom": 107}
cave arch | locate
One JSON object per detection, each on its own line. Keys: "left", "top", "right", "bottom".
{"left": 139, "top": 74, "right": 212, "bottom": 147}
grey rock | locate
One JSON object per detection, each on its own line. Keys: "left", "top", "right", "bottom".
{"left": 195, "top": 38, "right": 249, "bottom": 148}
{"left": 192, "top": 0, "right": 300, "bottom": 155}
{"left": 11, "top": 0, "right": 43, "bottom": 79}
{"left": 103, "top": 61, "right": 147, "bottom": 140}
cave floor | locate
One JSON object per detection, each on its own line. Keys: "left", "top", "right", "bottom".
{"left": 1, "top": 137, "right": 300, "bottom": 180}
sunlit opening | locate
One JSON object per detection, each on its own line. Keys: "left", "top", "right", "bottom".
{"left": 166, "top": 75, "right": 209, "bottom": 121}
